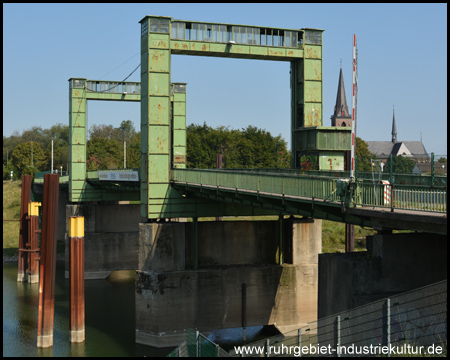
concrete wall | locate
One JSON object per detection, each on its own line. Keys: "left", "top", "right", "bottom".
{"left": 136, "top": 265, "right": 317, "bottom": 347}
{"left": 187, "top": 221, "right": 279, "bottom": 268}
{"left": 65, "top": 203, "right": 144, "bottom": 279}
{"left": 135, "top": 218, "right": 322, "bottom": 347}
{"left": 318, "top": 232, "right": 447, "bottom": 319}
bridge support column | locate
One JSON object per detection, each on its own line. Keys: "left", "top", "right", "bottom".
{"left": 18, "top": 175, "right": 32, "bottom": 282}
{"left": 64, "top": 203, "right": 142, "bottom": 279}
{"left": 27, "top": 202, "right": 41, "bottom": 283}
{"left": 135, "top": 218, "right": 322, "bottom": 347}
{"left": 69, "top": 216, "right": 85, "bottom": 343}
{"left": 37, "top": 174, "right": 59, "bottom": 348}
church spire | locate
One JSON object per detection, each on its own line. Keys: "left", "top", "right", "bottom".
{"left": 392, "top": 106, "right": 397, "bottom": 143}
{"left": 333, "top": 67, "right": 350, "bottom": 118}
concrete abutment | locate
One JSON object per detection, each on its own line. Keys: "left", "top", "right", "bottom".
{"left": 135, "top": 218, "right": 322, "bottom": 347}
{"left": 318, "top": 231, "right": 447, "bottom": 318}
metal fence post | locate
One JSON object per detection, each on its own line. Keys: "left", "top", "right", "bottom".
{"left": 196, "top": 330, "right": 200, "bottom": 357}
{"left": 242, "top": 283, "right": 247, "bottom": 342}
{"left": 336, "top": 315, "right": 341, "bottom": 357}
{"left": 390, "top": 183, "right": 394, "bottom": 212}
{"left": 431, "top": 152, "right": 435, "bottom": 187}
{"left": 298, "top": 328, "right": 302, "bottom": 357}
{"left": 389, "top": 154, "right": 393, "bottom": 185}
{"left": 265, "top": 338, "right": 270, "bottom": 357}
{"left": 386, "top": 298, "right": 391, "bottom": 357}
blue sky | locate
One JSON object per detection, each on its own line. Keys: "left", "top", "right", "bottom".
{"left": 3, "top": 3, "right": 447, "bottom": 155}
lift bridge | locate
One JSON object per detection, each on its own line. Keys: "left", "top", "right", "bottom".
{"left": 35, "top": 15, "right": 447, "bottom": 234}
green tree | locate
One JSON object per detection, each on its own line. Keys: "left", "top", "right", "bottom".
{"left": 186, "top": 123, "right": 290, "bottom": 169}
{"left": 385, "top": 155, "right": 416, "bottom": 173}
{"left": 355, "top": 137, "right": 375, "bottom": 172}
{"left": 42, "top": 124, "right": 70, "bottom": 172}
{"left": 89, "top": 124, "right": 121, "bottom": 141}
{"left": 86, "top": 137, "right": 122, "bottom": 170}
{"left": 11, "top": 141, "right": 46, "bottom": 177}
{"left": 127, "top": 132, "right": 141, "bottom": 168}
{"left": 437, "top": 157, "right": 447, "bottom": 163}
{"left": 118, "top": 120, "right": 136, "bottom": 143}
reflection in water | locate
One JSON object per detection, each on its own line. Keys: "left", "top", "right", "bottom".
{"left": 3, "top": 263, "right": 174, "bottom": 357}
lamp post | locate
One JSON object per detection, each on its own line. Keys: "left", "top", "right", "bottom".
{"left": 120, "top": 131, "right": 126, "bottom": 169}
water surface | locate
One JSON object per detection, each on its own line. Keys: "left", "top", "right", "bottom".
{"left": 3, "top": 262, "right": 174, "bottom": 357}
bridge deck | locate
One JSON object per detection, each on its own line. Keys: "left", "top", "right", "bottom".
{"left": 172, "top": 169, "right": 447, "bottom": 234}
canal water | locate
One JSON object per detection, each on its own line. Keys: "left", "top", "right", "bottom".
{"left": 3, "top": 261, "right": 274, "bottom": 357}
{"left": 3, "top": 262, "right": 174, "bottom": 357}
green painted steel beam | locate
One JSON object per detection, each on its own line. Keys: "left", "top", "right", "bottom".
{"left": 170, "top": 40, "right": 304, "bottom": 61}
{"left": 68, "top": 78, "right": 88, "bottom": 202}
{"left": 172, "top": 83, "right": 187, "bottom": 169}
{"left": 85, "top": 93, "right": 140, "bottom": 102}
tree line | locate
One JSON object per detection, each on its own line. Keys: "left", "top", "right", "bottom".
{"left": 3, "top": 120, "right": 421, "bottom": 180}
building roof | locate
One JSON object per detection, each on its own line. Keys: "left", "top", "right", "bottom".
{"left": 366, "top": 141, "right": 394, "bottom": 158}
{"left": 332, "top": 67, "right": 350, "bottom": 119}
{"left": 366, "top": 106, "right": 429, "bottom": 160}
{"left": 400, "top": 141, "right": 428, "bottom": 158}
{"left": 412, "top": 162, "right": 447, "bottom": 174}
{"left": 367, "top": 140, "right": 429, "bottom": 159}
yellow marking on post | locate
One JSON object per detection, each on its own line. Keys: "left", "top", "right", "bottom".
{"left": 28, "top": 202, "right": 41, "bottom": 216}
{"left": 69, "top": 216, "right": 84, "bottom": 237}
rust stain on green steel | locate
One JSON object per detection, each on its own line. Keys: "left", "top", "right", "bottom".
{"left": 174, "top": 155, "right": 185, "bottom": 163}
{"left": 74, "top": 131, "right": 84, "bottom": 145}
{"left": 305, "top": 106, "right": 321, "bottom": 127}
{"left": 233, "top": 46, "right": 245, "bottom": 53}
{"left": 305, "top": 46, "right": 321, "bottom": 59}
{"left": 154, "top": 40, "right": 168, "bottom": 48}
{"left": 268, "top": 48, "right": 284, "bottom": 56}
{"left": 156, "top": 135, "right": 168, "bottom": 153}
{"left": 305, "top": 83, "right": 321, "bottom": 103}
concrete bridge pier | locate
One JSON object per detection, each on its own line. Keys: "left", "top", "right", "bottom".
{"left": 64, "top": 202, "right": 144, "bottom": 279}
{"left": 135, "top": 217, "right": 322, "bottom": 348}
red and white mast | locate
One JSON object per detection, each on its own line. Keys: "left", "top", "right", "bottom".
{"left": 350, "top": 34, "right": 358, "bottom": 180}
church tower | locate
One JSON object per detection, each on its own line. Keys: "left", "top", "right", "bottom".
{"left": 391, "top": 107, "right": 397, "bottom": 143}
{"left": 331, "top": 65, "right": 352, "bottom": 127}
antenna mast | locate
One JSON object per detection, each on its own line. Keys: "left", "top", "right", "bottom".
{"left": 350, "top": 35, "right": 358, "bottom": 180}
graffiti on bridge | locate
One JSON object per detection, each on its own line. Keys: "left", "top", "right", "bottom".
{"left": 297, "top": 151, "right": 319, "bottom": 171}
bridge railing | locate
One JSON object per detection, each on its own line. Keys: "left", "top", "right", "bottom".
{"left": 172, "top": 169, "right": 342, "bottom": 203}
{"left": 172, "top": 169, "right": 447, "bottom": 213}
{"left": 357, "top": 180, "right": 447, "bottom": 213}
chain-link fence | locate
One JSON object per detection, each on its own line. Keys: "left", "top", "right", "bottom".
{"left": 167, "top": 328, "right": 231, "bottom": 357}
{"left": 229, "top": 280, "right": 447, "bottom": 357}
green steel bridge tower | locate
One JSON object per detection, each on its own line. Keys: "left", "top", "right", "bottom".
{"left": 67, "top": 15, "right": 351, "bottom": 219}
